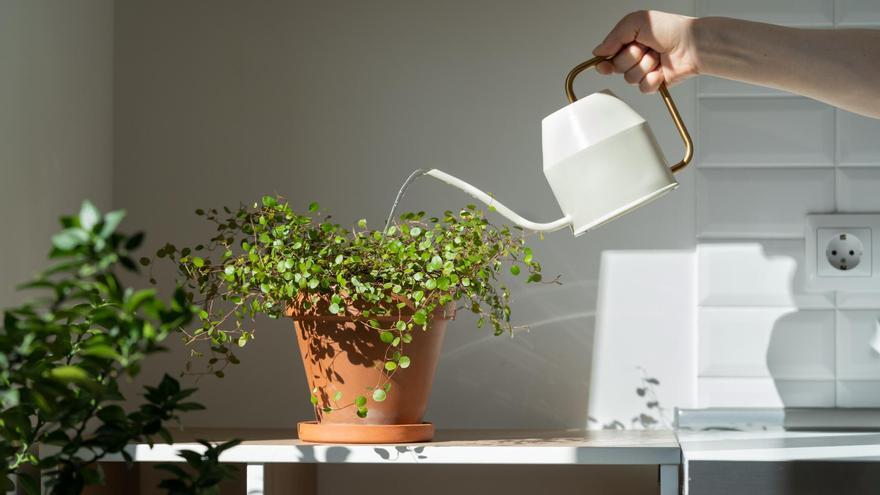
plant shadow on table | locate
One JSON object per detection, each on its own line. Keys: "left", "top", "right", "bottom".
{"left": 292, "top": 444, "right": 351, "bottom": 463}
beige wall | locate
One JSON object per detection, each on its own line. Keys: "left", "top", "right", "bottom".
{"left": 0, "top": 0, "right": 114, "bottom": 306}
{"left": 114, "top": 0, "right": 695, "bottom": 435}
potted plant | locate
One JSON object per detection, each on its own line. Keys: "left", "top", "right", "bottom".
{"left": 0, "top": 201, "right": 238, "bottom": 494}
{"left": 165, "top": 196, "right": 547, "bottom": 443}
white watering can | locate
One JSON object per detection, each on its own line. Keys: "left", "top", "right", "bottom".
{"left": 424, "top": 56, "right": 693, "bottom": 236}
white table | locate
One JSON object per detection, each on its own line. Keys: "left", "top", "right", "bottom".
{"left": 677, "top": 430, "right": 880, "bottom": 495}
{"left": 97, "top": 428, "right": 682, "bottom": 495}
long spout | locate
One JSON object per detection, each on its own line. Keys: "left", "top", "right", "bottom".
{"left": 424, "top": 169, "right": 572, "bottom": 233}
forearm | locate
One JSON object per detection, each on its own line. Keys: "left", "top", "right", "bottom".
{"left": 693, "top": 17, "right": 880, "bottom": 118}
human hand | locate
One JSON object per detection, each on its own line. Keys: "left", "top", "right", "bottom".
{"left": 593, "top": 10, "right": 699, "bottom": 93}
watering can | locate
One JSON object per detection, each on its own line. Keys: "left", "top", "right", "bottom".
{"left": 425, "top": 56, "right": 693, "bottom": 236}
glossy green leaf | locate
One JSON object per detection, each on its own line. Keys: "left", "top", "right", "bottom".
{"left": 52, "top": 228, "right": 89, "bottom": 250}
{"left": 49, "top": 366, "right": 89, "bottom": 383}
{"left": 412, "top": 310, "right": 427, "bottom": 326}
{"left": 79, "top": 200, "right": 101, "bottom": 231}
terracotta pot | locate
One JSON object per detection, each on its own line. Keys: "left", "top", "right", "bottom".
{"left": 287, "top": 298, "right": 454, "bottom": 443}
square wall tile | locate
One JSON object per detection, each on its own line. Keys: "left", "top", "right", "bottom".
{"left": 699, "top": 308, "right": 835, "bottom": 379}
{"left": 836, "top": 168, "right": 880, "bottom": 212}
{"left": 697, "top": 0, "right": 833, "bottom": 25}
{"left": 698, "top": 377, "right": 835, "bottom": 408}
{"left": 837, "top": 380, "right": 880, "bottom": 407}
{"left": 836, "top": 310, "right": 880, "bottom": 380}
{"left": 838, "top": 109, "right": 880, "bottom": 166}
{"left": 837, "top": 0, "right": 880, "bottom": 26}
{"left": 697, "top": 168, "right": 835, "bottom": 238}
{"left": 698, "top": 98, "right": 834, "bottom": 167}
{"left": 698, "top": 240, "right": 834, "bottom": 308}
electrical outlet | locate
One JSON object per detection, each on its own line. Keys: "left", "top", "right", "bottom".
{"left": 817, "top": 228, "right": 871, "bottom": 276}
{"left": 806, "top": 215, "right": 880, "bottom": 292}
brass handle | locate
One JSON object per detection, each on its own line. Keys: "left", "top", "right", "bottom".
{"left": 564, "top": 56, "right": 693, "bottom": 173}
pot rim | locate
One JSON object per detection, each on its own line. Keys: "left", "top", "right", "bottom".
{"left": 286, "top": 294, "right": 456, "bottom": 322}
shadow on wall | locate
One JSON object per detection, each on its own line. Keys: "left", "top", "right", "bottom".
{"left": 761, "top": 243, "right": 836, "bottom": 410}
{"left": 698, "top": 241, "right": 837, "bottom": 410}
{"left": 767, "top": 310, "right": 836, "bottom": 409}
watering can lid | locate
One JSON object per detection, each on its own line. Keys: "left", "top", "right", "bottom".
{"left": 541, "top": 90, "right": 646, "bottom": 168}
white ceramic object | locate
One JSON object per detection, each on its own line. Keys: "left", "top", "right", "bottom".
{"left": 424, "top": 57, "right": 693, "bottom": 236}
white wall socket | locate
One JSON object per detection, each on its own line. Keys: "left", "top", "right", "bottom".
{"left": 806, "top": 214, "right": 879, "bottom": 292}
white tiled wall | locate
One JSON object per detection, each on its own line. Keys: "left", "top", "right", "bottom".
{"left": 698, "top": 98, "right": 835, "bottom": 167}
{"left": 695, "top": 0, "right": 880, "bottom": 408}
{"left": 696, "top": 169, "right": 836, "bottom": 238}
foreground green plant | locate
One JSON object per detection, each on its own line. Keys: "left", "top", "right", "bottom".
{"left": 164, "top": 195, "right": 550, "bottom": 418}
{"left": 0, "top": 202, "right": 225, "bottom": 494}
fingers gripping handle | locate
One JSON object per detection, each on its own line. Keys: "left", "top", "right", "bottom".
{"left": 564, "top": 56, "right": 693, "bottom": 173}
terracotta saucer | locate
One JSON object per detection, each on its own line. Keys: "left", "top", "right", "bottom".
{"left": 297, "top": 421, "right": 434, "bottom": 444}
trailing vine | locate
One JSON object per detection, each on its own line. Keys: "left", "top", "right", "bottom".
{"left": 160, "top": 195, "right": 552, "bottom": 418}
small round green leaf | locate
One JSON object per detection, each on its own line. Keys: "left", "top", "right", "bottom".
{"left": 412, "top": 310, "right": 427, "bottom": 326}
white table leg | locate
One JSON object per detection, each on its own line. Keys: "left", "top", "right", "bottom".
{"left": 660, "top": 464, "right": 680, "bottom": 495}
{"left": 246, "top": 464, "right": 265, "bottom": 495}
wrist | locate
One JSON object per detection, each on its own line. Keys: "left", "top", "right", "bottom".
{"left": 688, "top": 16, "right": 711, "bottom": 75}
{"left": 690, "top": 16, "right": 742, "bottom": 77}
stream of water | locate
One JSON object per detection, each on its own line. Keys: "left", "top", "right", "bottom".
{"left": 383, "top": 168, "right": 429, "bottom": 232}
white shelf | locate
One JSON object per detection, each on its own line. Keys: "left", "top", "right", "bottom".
{"left": 98, "top": 428, "right": 681, "bottom": 466}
